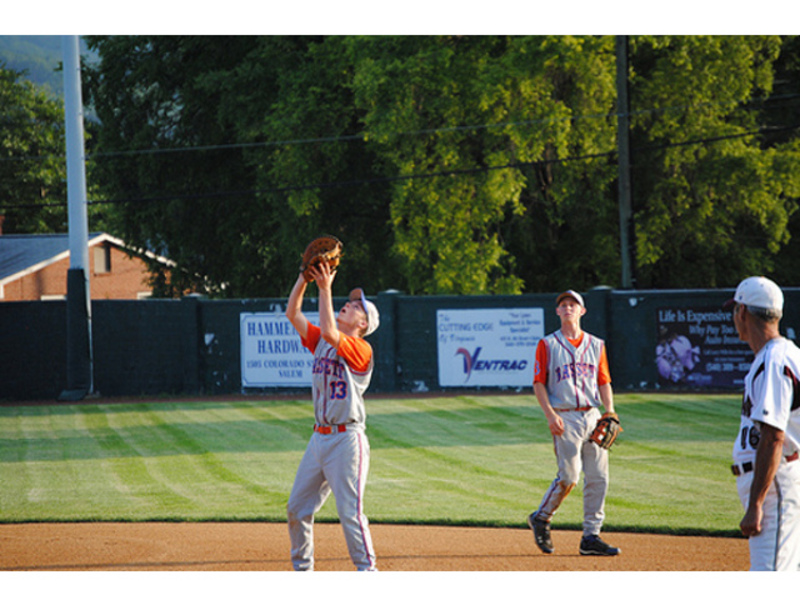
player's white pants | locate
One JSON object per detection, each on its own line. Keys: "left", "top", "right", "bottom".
{"left": 736, "top": 457, "right": 800, "bottom": 571}
{"left": 536, "top": 408, "right": 609, "bottom": 536}
{"left": 287, "top": 427, "right": 376, "bottom": 571}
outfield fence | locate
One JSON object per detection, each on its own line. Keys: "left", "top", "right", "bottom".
{"left": 3, "top": 287, "right": 800, "bottom": 401}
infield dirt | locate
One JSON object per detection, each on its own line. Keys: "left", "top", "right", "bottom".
{"left": 0, "top": 522, "right": 747, "bottom": 571}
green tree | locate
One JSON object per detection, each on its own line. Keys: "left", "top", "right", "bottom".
{"left": 81, "top": 35, "right": 800, "bottom": 297}
{"left": 210, "top": 36, "right": 398, "bottom": 297}
{"left": 84, "top": 36, "right": 261, "bottom": 297}
{"left": 0, "top": 65, "right": 67, "bottom": 233}
{"left": 766, "top": 35, "right": 800, "bottom": 284}
{"left": 348, "top": 36, "right": 619, "bottom": 294}
{"left": 628, "top": 35, "right": 800, "bottom": 288}
{"left": 494, "top": 36, "right": 620, "bottom": 293}
{"left": 349, "top": 36, "right": 526, "bottom": 294}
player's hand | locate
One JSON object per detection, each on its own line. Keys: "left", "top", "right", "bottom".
{"left": 310, "top": 259, "right": 336, "bottom": 292}
{"left": 740, "top": 504, "right": 763, "bottom": 537}
{"left": 547, "top": 413, "right": 565, "bottom": 436}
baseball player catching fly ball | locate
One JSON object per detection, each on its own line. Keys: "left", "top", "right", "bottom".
{"left": 285, "top": 252, "right": 380, "bottom": 571}
{"left": 528, "top": 290, "right": 621, "bottom": 556}
{"left": 727, "top": 276, "right": 800, "bottom": 571}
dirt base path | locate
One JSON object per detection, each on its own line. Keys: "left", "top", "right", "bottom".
{"left": 0, "top": 522, "right": 748, "bottom": 571}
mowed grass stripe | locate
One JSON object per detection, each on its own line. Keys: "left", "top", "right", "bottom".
{"left": 1, "top": 394, "right": 746, "bottom": 534}
{"left": 95, "top": 404, "right": 287, "bottom": 518}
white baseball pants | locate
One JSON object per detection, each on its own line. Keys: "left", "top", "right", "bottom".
{"left": 536, "top": 408, "right": 609, "bottom": 536}
{"left": 287, "top": 427, "right": 376, "bottom": 571}
{"left": 736, "top": 457, "right": 800, "bottom": 571}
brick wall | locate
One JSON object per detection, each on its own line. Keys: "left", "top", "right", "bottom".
{"left": 2, "top": 245, "right": 154, "bottom": 301}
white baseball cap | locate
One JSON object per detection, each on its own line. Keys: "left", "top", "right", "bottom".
{"left": 728, "top": 276, "right": 784, "bottom": 312}
{"left": 556, "top": 289, "right": 585, "bottom": 308}
{"left": 349, "top": 288, "right": 380, "bottom": 337}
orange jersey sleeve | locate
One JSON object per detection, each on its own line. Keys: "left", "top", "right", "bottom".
{"left": 336, "top": 333, "right": 373, "bottom": 374}
{"left": 533, "top": 339, "right": 548, "bottom": 385}
{"left": 597, "top": 345, "right": 611, "bottom": 386}
{"left": 302, "top": 322, "right": 372, "bottom": 374}
{"left": 301, "top": 322, "right": 322, "bottom": 353}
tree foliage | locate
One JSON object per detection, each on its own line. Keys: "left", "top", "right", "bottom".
{"left": 215, "top": 36, "right": 398, "bottom": 296}
{"left": 83, "top": 36, "right": 261, "bottom": 296}
{"left": 0, "top": 66, "right": 67, "bottom": 234}
{"left": 629, "top": 35, "right": 800, "bottom": 288}
{"left": 78, "top": 35, "right": 800, "bottom": 297}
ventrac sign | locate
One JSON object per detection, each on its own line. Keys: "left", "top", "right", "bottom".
{"left": 437, "top": 308, "right": 544, "bottom": 388}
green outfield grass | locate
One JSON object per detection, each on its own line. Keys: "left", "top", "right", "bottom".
{"left": 0, "top": 393, "right": 744, "bottom": 536}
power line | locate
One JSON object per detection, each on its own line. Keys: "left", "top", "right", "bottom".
{"left": 6, "top": 123, "right": 799, "bottom": 211}
{"left": 2, "top": 93, "right": 799, "bottom": 165}
{"left": 2, "top": 150, "right": 617, "bottom": 210}
{"left": 85, "top": 93, "right": 800, "bottom": 159}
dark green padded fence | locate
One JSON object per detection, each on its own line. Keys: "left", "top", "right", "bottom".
{"left": 3, "top": 287, "right": 799, "bottom": 401}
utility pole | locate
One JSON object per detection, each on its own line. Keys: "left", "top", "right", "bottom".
{"left": 616, "top": 35, "right": 634, "bottom": 289}
{"left": 58, "top": 35, "right": 93, "bottom": 401}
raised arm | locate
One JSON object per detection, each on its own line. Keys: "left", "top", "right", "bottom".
{"left": 286, "top": 273, "right": 310, "bottom": 339}
{"left": 312, "top": 261, "right": 341, "bottom": 348}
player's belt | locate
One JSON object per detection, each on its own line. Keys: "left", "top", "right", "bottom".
{"left": 554, "top": 406, "right": 594, "bottom": 412}
{"left": 731, "top": 451, "right": 799, "bottom": 476}
{"left": 314, "top": 424, "right": 348, "bottom": 434}
{"left": 730, "top": 462, "right": 753, "bottom": 476}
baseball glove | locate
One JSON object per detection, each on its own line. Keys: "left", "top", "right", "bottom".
{"left": 589, "top": 412, "right": 623, "bottom": 450}
{"left": 300, "top": 235, "right": 343, "bottom": 283}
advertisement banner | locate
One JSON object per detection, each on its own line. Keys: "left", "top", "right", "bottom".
{"left": 240, "top": 312, "right": 318, "bottom": 388}
{"left": 655, "top": 306, "right": 751, "bottom": 388}
{"left": 437, "top": 308, "right": 544, "bottom": 387}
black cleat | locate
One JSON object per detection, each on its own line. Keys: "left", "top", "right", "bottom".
{"left": 528, "top": 512, "right": 554, "bottom": 554}
{"left": 579, "top": 534, "right": 621, "bottom": 556}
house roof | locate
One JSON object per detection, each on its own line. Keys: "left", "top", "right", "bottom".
{"left": 0, "top": 232, "right": 169, "bottom": 286}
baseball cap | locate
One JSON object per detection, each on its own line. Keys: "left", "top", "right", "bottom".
{"left": 726, "top": 276, "right": 784, "bottom": 312}
{"left": 556, "top": 289, "right": 585, "bottom": 308}
{"left": 349, "top": 288, "right": 380, "bottom": 337}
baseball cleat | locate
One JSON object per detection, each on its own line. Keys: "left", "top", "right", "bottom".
{"left": 579, "top": 534, "right": 620, "bottom": 556}
{"left": 528, "top": 512, "right": 554, "bottom": 554}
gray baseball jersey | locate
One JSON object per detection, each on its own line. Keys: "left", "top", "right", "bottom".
{"left": 307, "top": 326, "right": 373, "bottom": 428}
{"left": 537, "top": 330, "right": 606, "bottom": 411}
{"left": 533, "top": 330, "right": 612, "bottom": 536}
{"left": 287, "top": 323, "right": 376, "bottom": 571}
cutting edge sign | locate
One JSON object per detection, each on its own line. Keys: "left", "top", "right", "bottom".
{"left": 437, "top": 308, "right": 544, "bottom": 387}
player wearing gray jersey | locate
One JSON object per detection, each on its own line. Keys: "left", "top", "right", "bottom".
{"left": 728, "top": 276, "right": 800, "bottom": 571}
{"left": 285, "top": 260, "right": 380, "bottom": 571}
{"left": 528, "top": 290, "right": 621, "bottom": 556}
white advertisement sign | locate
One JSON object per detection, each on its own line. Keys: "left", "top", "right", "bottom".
{"left": 437, "top": 308, "right": 545, "bottom": 387}
{"left": 240, "top": 312, "right": 318, "bottom": 388}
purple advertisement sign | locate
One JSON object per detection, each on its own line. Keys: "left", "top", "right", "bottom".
{"left": 655, "top": 306, "right": 751, "bottom": 388}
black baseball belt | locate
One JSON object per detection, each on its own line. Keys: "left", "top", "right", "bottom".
{"left": 731, "top": 451, "right": 799, "bottom": 476}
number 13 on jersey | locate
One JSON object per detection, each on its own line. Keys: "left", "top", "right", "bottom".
{"left": 329, "top": 380, "right": 348, "bottom": 400}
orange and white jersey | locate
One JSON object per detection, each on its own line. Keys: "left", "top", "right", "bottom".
{"left": 301, "top": 323, "right": 374, "bottom": 427}
{"left": 534, "top": 330, "right": 610, "bottom": 411}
